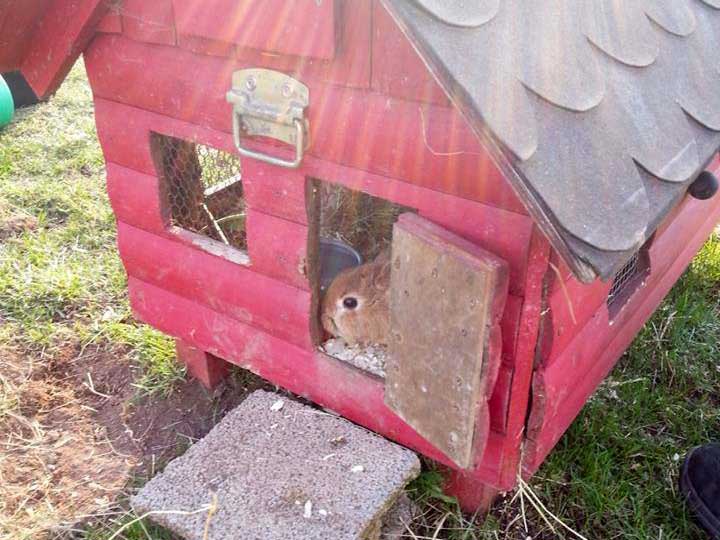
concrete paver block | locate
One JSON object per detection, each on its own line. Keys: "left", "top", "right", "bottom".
{"left": 132, "top": 390, "right": 420, "bottom": 540}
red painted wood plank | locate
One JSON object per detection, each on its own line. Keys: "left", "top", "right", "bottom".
{"left": 20, "top": 0, "right": 107, "bottom": 98}
{"left": 487, "top": 295, "right": 523, "bottom": 434}
{"left": 445, "top": 472, "right": 500, "bottom": 514}
{"left": 234, "top": 0, "right": 371, "bottom": 89}
{"left": 245, "top": 209, "right": 311, "bottom": 291}
{"left": 126, "top": 275, "right": 507, "bottom": 488}
{"left": 524, "top": 194, "right": 720, "bottom": 473}
{"left": 496, "top": 229, "right": 550, "bottom": 488}
{"left": 308, "top": 86, "right": 522, "bottom": 213}
{"left": 117, "top": 221, "right": 314, "bottom": 349}
{"left": 0, "top": 0, "right": 46, "bottom": 72}
{"left": 488, "top": 364, "right": 514, "bottom": 434}
{"left": 177, "top": 34, "right": 236, "bottom": 58}
{"left": 175, "top": 339, "right": 229, "bottom": 389}
{"left": 543, "top": 274, "right": 609, "bottom": 365}
{"left": 91, "top": 98, "right": 533, "bottom": 294}
{"left": 96, "top": 3, "right": 122, "bottom": 34}
{"left": 500, "top": 294, "right": 523, "bottom": 365}
{"left": 647, "top": 196, "right": 714, "bottom": 280}
{"left": 106, "top": 163, "right": 167, "bottom": 233}
{"left": 241, "top": 161, "right": 308, "bottom": 225}
{"left": 371, "top": 1, "right": 449, "bottom": 106}
{"left": 121, "top": 0, "right": 176, "bottom": 45}
{"left": 172, "top": 0, "right": 336, "bottom": 60}
{"left": 84, "top": 34, "right": 524, "bottom": 213}
{"left": 545, "top": 192, "right": 718, "bottom": 366}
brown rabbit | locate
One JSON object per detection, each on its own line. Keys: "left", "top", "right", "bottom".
{"left": 321, "top": 249, "right": 391, "bottom": 346}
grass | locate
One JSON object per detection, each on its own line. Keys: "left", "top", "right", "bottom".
{"left": 0, "top": 63, "right": 182, "bottom": 396}
{"left": 0, "top": 64, "right": 183, "bottom": 540}
{"left": 1, "top": 63, "right": 719, "bottom": 539}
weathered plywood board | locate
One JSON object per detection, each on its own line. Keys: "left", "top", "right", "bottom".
{"left": 386, "top": 214, "right": 508, "bottom": 468}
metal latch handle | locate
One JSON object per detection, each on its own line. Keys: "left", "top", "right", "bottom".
{"left": 231, "top": 112, "right": 305, "bottom": 169}
{"left": 227, "top": 69, "right": 310, "bottom": 169}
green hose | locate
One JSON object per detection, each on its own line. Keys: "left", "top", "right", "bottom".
{"left": 0, "top": 75, "right": 15, "bottom": 128}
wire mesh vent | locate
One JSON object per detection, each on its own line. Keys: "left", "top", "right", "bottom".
{"left": 152, "top": 134, "right": 246, "bottom": 251}
{"left": 607, "top": 248, "right": 649, "bottom": 317}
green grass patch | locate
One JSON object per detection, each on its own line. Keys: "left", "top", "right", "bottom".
{"left": 82, "top": 514, "right": 177, "bottom": 540}
{"left": 0, "top": 63, "right": 181, "bottom": 396}
{"left": 533, "top": 239, "right": 720, "bottom": 539}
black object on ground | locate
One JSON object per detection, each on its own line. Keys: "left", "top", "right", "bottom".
{"left": 680, "top": 444, "right": 720, "bottom": 540}
{"left": 2, "top": 71, "right": 40, "bottom": 108}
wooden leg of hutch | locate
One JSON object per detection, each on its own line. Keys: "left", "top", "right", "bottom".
{"left": 175, "top": 339, "right": 229, "bottom": 389}
{"left": 444, "top": 470, "right": 500, "bottom": 515}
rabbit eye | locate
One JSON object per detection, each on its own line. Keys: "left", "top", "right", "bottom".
{"left": 343, "top": 297, "right": 359, "bottom": 310}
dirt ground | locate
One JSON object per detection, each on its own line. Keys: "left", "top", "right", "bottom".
{"left": 0, "top": 342, "right": 264, "bottom": 540}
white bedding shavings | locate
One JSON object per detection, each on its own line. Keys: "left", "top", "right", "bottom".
{"left": 321, "top": 338, "right": 388, "bottom": 378}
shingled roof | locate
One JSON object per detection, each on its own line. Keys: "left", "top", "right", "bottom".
{"left": 382, "top": 0, "right": 720, "bottom": 282}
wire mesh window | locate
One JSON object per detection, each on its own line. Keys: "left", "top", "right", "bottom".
{"left": 152, "top": 134, "right": 247, "bottom": 251}
{"left": 607, "top": 248, "right": 650, "bottom": 318}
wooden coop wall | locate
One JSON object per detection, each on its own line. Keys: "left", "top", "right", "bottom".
{"left": 0, "top": 1, "right": 49, "bottom": 71}
{"left": 86, "top": 0, "right": 547, "bottom": 493}
{"left": 92, "top": 95, "right": 547, "bottom": 492}
{"left": 85, "top": 0, "right": 720, "bottom": 497}
{"left": 524, "top": 156, "right": 720, "bottom": 475}
{"left": 1, "top": 0, "right": 106, "bottom": 98}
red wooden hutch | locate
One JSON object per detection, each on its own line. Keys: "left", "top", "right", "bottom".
{"left": 5, "top": 0, "right": 720, "bottom": 513}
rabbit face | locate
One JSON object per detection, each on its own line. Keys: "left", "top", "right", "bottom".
{"left": 321, "top": 250, "right": 391, "bottom": 347}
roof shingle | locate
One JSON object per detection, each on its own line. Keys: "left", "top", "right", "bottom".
{"left": 383, "top": 0, "right": 720, "bottom": 280}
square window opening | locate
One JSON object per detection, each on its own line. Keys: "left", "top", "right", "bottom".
{"left": 309, "top": 179, "right": 415, "bottom": 378}
{"left": 151, "top": 134, "right": 248, "bottom": 255}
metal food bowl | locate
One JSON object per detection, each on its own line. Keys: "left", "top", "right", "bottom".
{"left": 319, "top": 238, "right": 363, "bottom": 292}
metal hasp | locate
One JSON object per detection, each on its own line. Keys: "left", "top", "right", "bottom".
{"left": 226, "top": 69, "right": 309, "bottom": 169}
